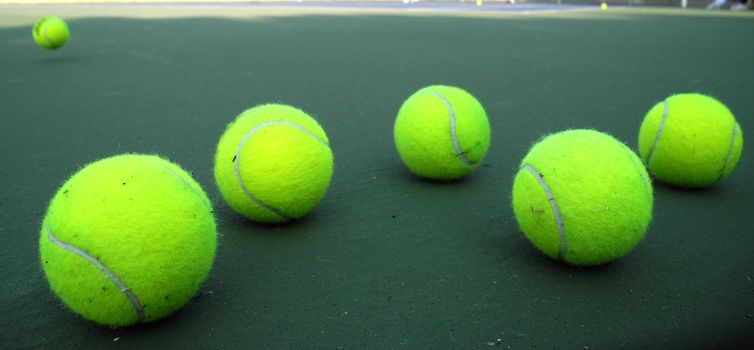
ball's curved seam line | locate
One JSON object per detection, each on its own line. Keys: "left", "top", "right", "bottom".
{"left": 234, "top": 120, "right": 329, "bottom": 219}
{"left": 33, "top": 21, "right": 41, "bottom": 37}
{"left": 424, "top": 91, "right": 474, "bottom": 166}
{"left": 45, "top": 226, "right": 145, "bottom": 321}
{"left": 42, "top": 22, "right": 54, "bottom": 48}
{"left": 646, "top": 100, "right": 669, "bottom": 166}
{"left": 717, "top": 123, "right": 739, "bottom": 182}
{"left": 523, "top": 164, "right": 567, "bottom": 260}
{"left": 159, "top": 164, "right": 212, "bottom": 211}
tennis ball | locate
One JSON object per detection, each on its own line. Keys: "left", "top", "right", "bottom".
{"left": 512, "top": 129, "right": 653, "bottom": 266}
{"left": 394, "top": 85, "right": 491, "bottom": 181}
{"left": 638, "top": 93, "right": 743, "bottom": 188}
{"left": 214, "top": 104, "right": 334, "bottom": 223}
{"left": 33, "top": 16, "right": 69, "bottom": 50}
{"left": 39, "top": 154, "right": 217, "bottom": 326}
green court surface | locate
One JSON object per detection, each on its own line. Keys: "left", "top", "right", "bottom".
{"left": 1, "top": 4, "right": 752, "bottom": 349}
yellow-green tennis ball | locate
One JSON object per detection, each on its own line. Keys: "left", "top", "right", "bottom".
{"left": 214, "top": 104, "right": 334, "bottom": 223}
{"left": 394, "top": 85, "right": 491, "bottom": 181}
{"left": 638, "top": 93, "right": 743, "bottom": 188}
{"left": 512, "top": 129, "right": 653, "bottom": 266}
{"left": 39, "top": 154, "right": 217, "bottom": 326}
{"left": 33, "top": 16, "right": 69, "bottom": 50}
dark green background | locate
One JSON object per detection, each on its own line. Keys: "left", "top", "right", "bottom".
{"left": 1, "top": 7, "right": 752, "bottom": 349}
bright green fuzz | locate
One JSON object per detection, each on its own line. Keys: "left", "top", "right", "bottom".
{"left": 40, "top": 154, "right": 217, "bottom": 326}
{"left": 512, "top": 129, "right": 653, "bottom": 266}
{"left": 638, "top": 93, "right": 743, "bottom": 188}
{"left": 214, "top": 104, "right": 334, "bottom": 223}
{"left": 33, "top": 16, "right": 69, "bottom": 50}
{"left": 394, "top": 85, "right": 491, "bottom": 181}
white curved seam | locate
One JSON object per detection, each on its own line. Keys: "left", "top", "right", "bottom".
{"left": 234, "top": 121, "right": 329, "bottom": 219}
{"left": 646, "top": 100, "right": 669, "bottom": 165}
{"left": 46, "top": 226, "right": 145, "bottom": 321}
{"left": 425, "top": 91, "right": 473, "bottom": 166}
{"left": 42, "top": 24, "right": 54, "bottom": 48}
{"left": 717, "top": 123, "right": 739, "bottom": 181}
{"left": 159, "top": 165, "right": 212, "bottom": 210}
{"left": 523, "top": 164, "right": 567, "bottom": 260}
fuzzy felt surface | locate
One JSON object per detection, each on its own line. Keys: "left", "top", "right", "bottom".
{"left": 39, "top": 154, "right": 217, "bottom": 326}
{"left": 512, "top": 129, "right": 653, "bottom": 266}
{"left": 638, "top": 93, "right": 743, "bottom": 188}
{"left": 394, "top": 85, "right": 491, "bottom": 181}
{"left": 214, "top": 104, "right": 334, "bottom": 223}
{"left": 32, "top": 16, "right": 69, "bottom": 50}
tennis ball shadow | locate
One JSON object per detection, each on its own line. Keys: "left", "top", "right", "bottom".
{"left": 44, "top": 287, "right": 207, "bottom": 337}
{"left": 651, "top": 178, "right": 725, "bottom": 195}
{"left": 502, "top": 229, "right": 626, "bottom": 275}
{"left": 216, "top": 201, "right": 317, "bottom": 235}
{"left": 542, "top": 253, "right": 625, "bottom": 274}
{"left": 397, "top": 163, "right": 490, "bottom": 186}
{"left": 72, "top": 292, "right": 214, "bottom": 340}
{"left": 37, "top": 54, "right": 80, "bottom": 65}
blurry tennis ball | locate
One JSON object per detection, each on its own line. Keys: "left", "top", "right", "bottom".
{"left": 638, "top": 93, "right": 743, "bottom": 188}
{"left": 33, "top": 16, "right": 69, "bottom": 50}
{"left": 601, "top": 2, "right": 608, "bottom": 11}
{"left": 40, "top": 154, "right": 217, "bottom": 326}
{"left": 394, "top": 85, "right": 491, "bottom": 181}
{"left": 512, "top": 129, "right": 653, "bottom": 266}
{"left": 214, "top": 104, "right": 334, "bottom": 223}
